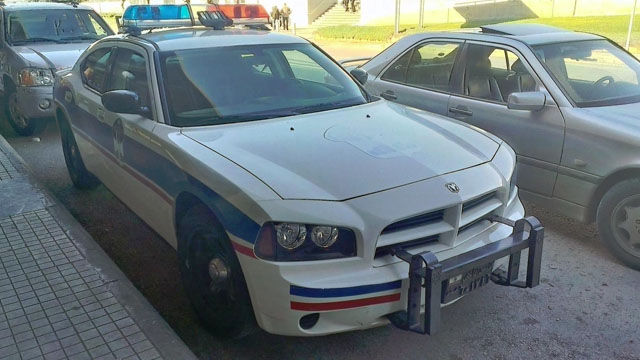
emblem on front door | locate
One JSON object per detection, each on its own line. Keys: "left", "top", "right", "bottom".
{"left": 445, "top": 182, "right": 460, "bottom": 193}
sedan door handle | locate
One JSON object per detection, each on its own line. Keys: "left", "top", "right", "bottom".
{"left": 380, "top": 90, "right": 397, "bottom": 101}
{"left": 96, "top": 107, "right": 105, "bottom": 122}
{"left": 448, "top": 107, "right": 473, "bottom": 117}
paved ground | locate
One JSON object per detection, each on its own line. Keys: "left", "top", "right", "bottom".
{"left": 2, "top": 114, "right": 639, "bottom": 360}
{"left": 0, "top": 130, "right": 196, "bottom": 359}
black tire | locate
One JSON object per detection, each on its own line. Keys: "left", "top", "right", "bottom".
{"left": 58, "top": 114, "right": 100, "bottom": 189}
{"left": 5, "top": 89, "right": 46, "bottom": 136}
{"left": 596, "top": 179, "right": 640, "bottom": 270}
{"left": 178, "top": 205, "right": 256, "bottom": 338}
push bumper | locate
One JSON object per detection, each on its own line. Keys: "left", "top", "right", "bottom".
{"left": 16, "top": 86, "right": 55, "bottom": 119}
{"left": 388, "top": 215, "right": 544, "bottom": 335}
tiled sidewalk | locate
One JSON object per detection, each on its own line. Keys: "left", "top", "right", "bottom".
{"left": 0, "top": 139, "right": 196, "bottom": 360}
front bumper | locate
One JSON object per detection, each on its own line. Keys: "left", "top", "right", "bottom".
{"left": 388, "top": 215, "right": 543, "bottom": 335}
{"left": 238, "top": 195, "right": 543, "bottom": 336}
{"left": 16, "top": 86, "right": 55, "bottom": 119}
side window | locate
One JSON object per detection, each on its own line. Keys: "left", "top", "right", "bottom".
{"left": 107, "top": 48, "right": 152, "bottom": 117}
{"left": 381, "top": 50, "right": 412, "bottom": 83}
{"left": 405, "top": 42, "right": 460, "bottom": 91}
{"left": 464, "top": 44, "right": 536, "bottom": 103}
{"left": 81, "top": 48, "right": 113, "bottom": 93}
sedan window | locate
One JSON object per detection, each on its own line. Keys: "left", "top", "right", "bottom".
{"left": 534, "top": 40, "right": 640, "bottom": 107}
{"left": 381, "top": 41, "right": 460, "bottom": 92}
{"left": 462, "top": 44, "right": 537, "bottom": 103}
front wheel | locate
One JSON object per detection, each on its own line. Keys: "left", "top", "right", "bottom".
{"left": 178, "top": 205, "right": 255, "bottom": 338}
{"left": 5, "top": 90, "right": 45, "bottom": 136}
{"left": 597, "top": 179, "right": 640, "bottom": 270}
{"left": 58, "top": 115, "right": 100, "bottom": 189}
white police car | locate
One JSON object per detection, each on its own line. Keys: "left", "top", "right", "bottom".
{"left": 53, "top": 9, "right": 543, "bottom": 338}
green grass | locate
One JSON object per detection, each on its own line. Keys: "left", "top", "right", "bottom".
{"left": 314, "top": 15, "right": 640, "bottom": 47}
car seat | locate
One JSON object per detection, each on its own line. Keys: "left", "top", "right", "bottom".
{"left": 465, "top": 57, "right": 504, "bottom": 102}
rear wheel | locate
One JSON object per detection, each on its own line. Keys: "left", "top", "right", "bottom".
{"left": 178, "top": 205, "right": 255, "bottom": 338}
{"left": 597, "top": 179, "right": 640, "bottom": 270}
{"left": 5, "top": 90, "right": 45, "bottom": 136}
{"left": 58, "top": 114, "right": 100, "bottom": 189}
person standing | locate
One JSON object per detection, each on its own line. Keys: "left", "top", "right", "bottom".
{"left": 342, "top": 0, "right": 349, "bottom": 11}
{"left": 270, "top": 6, "right": 280, "bottom": 31}
{"left": 349, "top": 0, "right": 356, "bottom": 12}
{"left": 281, "top": 3, "right": 291, "bottom": 31}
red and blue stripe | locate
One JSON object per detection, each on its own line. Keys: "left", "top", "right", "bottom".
{"left": 290, "top": 280, "right": 402, "bottom": 311}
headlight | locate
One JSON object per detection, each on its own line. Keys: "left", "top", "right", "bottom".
{"left": 18, "top": 68, "right": 54, "bottom": 86}
{"left": 255, "top": 222, "right": 356, "bottom": 261}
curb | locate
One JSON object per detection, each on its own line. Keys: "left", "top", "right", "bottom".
{"left": 0, "top": 133, "right": 198, "bottom": 360}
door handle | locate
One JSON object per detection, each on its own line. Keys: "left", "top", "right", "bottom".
{"left": 380, "top": 90, "right": 397, "bottom": 101}
{"left": 448, "top": 107, "right": 473, "bottom": 117}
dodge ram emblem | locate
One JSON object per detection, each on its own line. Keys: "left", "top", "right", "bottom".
{"left": 446, "top": 182, "right": 460, "bottom": 193}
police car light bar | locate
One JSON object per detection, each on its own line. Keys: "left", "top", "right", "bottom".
{"left": 119, "top": 4, "right": 270, "bottom": 33}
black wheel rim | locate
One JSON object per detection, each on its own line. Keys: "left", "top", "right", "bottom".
{"left": 188, "top": 229, "right": 237, "bottom": 313}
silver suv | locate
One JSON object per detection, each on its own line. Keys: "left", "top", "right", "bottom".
{"left": 0, "top": 2, "right": 112, "bottom": 135}
{"left": 349, "top": 24, "right": 640, "bottom": 269}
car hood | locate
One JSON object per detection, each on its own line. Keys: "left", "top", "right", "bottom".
{"left": 580, "top": 102, "right": 640, "bottom": 128}
{"left": 183, "top": 101, "right": 500, "bottom": 201}
{"left": 14, "top": 43, "right": 90, "bottom": 70}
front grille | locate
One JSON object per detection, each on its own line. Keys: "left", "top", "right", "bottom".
{"left": 381, "top": 209, "right": 445, "bottom": 235}
{"left": 374, "top": 190, "right": 504, "bottom": 264}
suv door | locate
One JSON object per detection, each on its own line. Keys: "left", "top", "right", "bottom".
{"left": 447, "top": 42, "right": 565, "bottom": 197}
{"left": 369, "top": 40, "right": 463, "bottom": 115}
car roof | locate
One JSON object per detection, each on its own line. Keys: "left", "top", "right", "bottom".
{"left": 398, "top": 23, "right": 603, "bottom": 47}
{"left": 115, "top": 27, "right": 307, "bottom": 51}
{"left": 2, "top": 2, "right": 93, "bottom": 11}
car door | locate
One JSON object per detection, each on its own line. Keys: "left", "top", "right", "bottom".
{"left": 368, "top": 40, "right": 464, "bottom": 116}
{"left": 99, "top": 45, "right": 175, "bottom": 240}
{"left": 72, "top": 45, "right": 116, "bottom": 173}
{"left": 447, "top": 42, "right": 565, "bottom": 197}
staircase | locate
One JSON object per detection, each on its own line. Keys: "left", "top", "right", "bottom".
{"left": 311, "top": 3, "right": 361, "bottom": 28}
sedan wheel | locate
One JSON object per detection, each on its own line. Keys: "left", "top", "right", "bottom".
{"left": 597, "top": 179, "right": 640, "bottom": 270}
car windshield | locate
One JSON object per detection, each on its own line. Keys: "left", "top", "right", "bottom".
{"left": 159, "top": 43, "right": 369, "bottom": 126}
{"left": 533, "top": 39, "right": 640, "bottom": 107}
{"left": 5, "top": 9, "right": 112, "bottom": 45}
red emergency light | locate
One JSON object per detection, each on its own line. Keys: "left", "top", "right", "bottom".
{"left": 206, "top": 4, "right": 270, "bottom": 24}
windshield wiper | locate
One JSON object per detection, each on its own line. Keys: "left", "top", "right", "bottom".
{"left": 11, "top": 37, "right": 64, "bottom": 45}
{"left": 61, "top": 35, "right": 100, "bottom": 42}
{"left": 290, "top": 100, "right": 364, "bottom": 115}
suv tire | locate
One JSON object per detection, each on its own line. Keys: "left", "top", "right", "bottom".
{"left": 597, "top": 179, "right": 640, "bottom": 270}
{"left": 178, "top": 205, "right": 256, "bottom": 338}
{"left": 5, "top": 89, "right": 45, "bottom": 136}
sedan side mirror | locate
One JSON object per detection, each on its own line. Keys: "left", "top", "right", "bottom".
{"left": 350, "top": 68, "right": 368, "bottom": 85}
{"left": 507, "top": 91, "right": 546, "bottom": 111}
{"left": 102, "top": 90, "right": 142, "bottom": 115}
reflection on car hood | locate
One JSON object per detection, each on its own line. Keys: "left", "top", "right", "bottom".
{"left": 183, "top": 101, "right": 500, "bottom": 201}
{"left": 14, "top": 43, "right": 90, "bottom": 70}
{"left": 580, "top": 102, "right": 640, "bottom": 128}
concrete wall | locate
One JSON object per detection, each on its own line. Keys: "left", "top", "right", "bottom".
{"left": 359, "top": 0, "right": 639, "bottom": 25}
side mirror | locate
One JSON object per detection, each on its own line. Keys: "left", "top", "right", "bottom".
{"left": 102, "top": 90, "right": 142, "bottom": 115}
{"left": 350, "top": 68, "right": 368, "bottom": 85}
{"left": 507, "top": 91, "right": 546, "bottom": 111}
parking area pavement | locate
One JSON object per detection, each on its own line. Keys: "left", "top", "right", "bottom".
{"left": 0, "top": 134, "right": 196, "bottom": 359}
